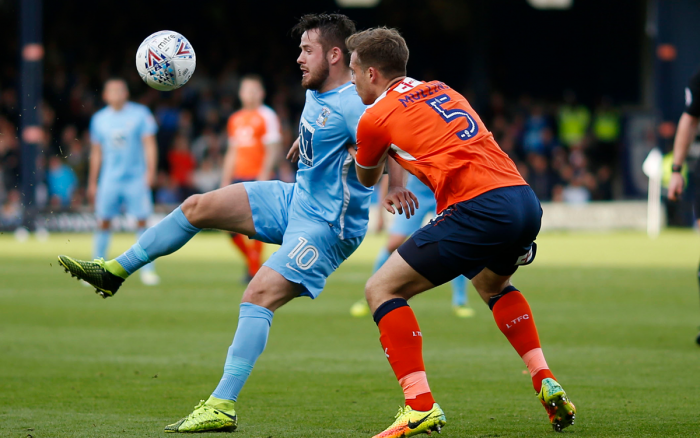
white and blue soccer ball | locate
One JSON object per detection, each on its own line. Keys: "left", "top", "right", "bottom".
{"left": 136, "top": 30, "right": 196, "bottom": 91}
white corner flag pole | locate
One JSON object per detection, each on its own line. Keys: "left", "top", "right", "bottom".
{"left": 642, "top": 148, "right": 663, "bottom": 239}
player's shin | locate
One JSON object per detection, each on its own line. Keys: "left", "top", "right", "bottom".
{"left": 211, "top": 303, "right": 273, "bottom": 405}
{"left": 374, "top": 298, "right": 435, "bottom": 411}
{"left": 489, "top": 286, "right": 555, "bottom": 392}
{"left": 113, "top": 206, "right": 200, "bottom": 276}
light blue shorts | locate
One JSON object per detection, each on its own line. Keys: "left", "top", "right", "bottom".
{"left": 96, "top": 178, "right": 153, "bottom": 220}
{"left": 244, "top": 180, "right": 364, "bottom": 299}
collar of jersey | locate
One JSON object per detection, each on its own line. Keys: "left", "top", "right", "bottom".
{"left": 313, "top": 81, "right": 354, "bottom": 97}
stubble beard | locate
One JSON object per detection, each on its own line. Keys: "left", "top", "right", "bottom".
{"left": 301, "top": 59, "right": 330, "bottom": 91}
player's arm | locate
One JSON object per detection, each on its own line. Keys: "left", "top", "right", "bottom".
{"left": 142, "top": 134, "right": 157, "bottom": 188}
{"left": 87, "top": 142, "right": 102, "bottom": 204}
{"left": 669, "top": 72, "right": 700, "bottom": 201}
{"left": 286, "top": 136, "right": 300, "bottom": 162}
{"left": 669, "top": 113, "right": 699, "bottom": 200}
{"left": 257, "top": 110, "right": 283, "bottom": 181}
{"left": 382, "top": 157, "right": 418, "bottom": 219}
{"left": 258, "top": 141, "right": 281, "bottom": 181}
{"left": 354, "top": 114, "right": 389, "bottom": 187}
{"left": 221, "top": 137, "right": 238, "bottom": 188}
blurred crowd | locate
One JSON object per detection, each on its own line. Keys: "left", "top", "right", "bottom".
{"left": 0, "top": 64, "right": 624, "bottom": 228}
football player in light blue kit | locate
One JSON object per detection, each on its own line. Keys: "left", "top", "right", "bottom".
{"left": 88, "top": 78, "right": 160, "bottom": 285}
{"left": 351, "top": 174, "right": 475, "bottom": 318}
{"left": 57, "top": 14, "right": 418, "bottom": 433}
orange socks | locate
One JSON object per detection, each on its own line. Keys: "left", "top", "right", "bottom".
{"left": 230, "top": 234, "right": 262, "bottom": 277}
{"left": 375, "top": 299, "right": 435, "bottom": 411}
{"left": 491, "top": 288, "right": 555, "bottom": 392}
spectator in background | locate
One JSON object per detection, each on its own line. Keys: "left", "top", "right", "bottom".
{"left": 522, "top": 104, "right": 552, "bottom": 156}
{"left": 526, "top": 153, "right": 556, "bottom": 202}
{"left": 590, "top": 96, "right": 621, "bottom": 170}
{"left": 155, "top": 171, "right": 180, "bottom": 206}
{"left": 47, "top": 156, "right": 78, "bottom": 207}
{"left": 0, "top": 189, "right": 22, "bottom": 228}
{"left": 558, "top": 90, "right": 590, "bottom": 148}
{"left": 168, "top": 134, "right": 197, "bottom": 200}
{"left": 193, "top": 157, "right": 221, "bottom": 194}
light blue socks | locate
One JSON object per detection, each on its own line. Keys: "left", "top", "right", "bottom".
{"left": 93, "top": 229, "right": 111, "bottom": 260}
{"left": 451, "top": 275, "right": 468, "bottom": 306}
{"left": 115, "top": 207, "right": 200, "bottom": 275}
{"left": 212, "top": 303, "right": 274, "bottom": 401}
{"left": 136, "top": 227, "right": 155, "bottom": 273}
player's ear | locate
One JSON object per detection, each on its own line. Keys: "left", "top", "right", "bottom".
{"left": 329, "top": 47, "right": 342, "bottom": 65}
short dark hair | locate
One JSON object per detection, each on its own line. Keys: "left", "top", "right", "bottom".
{"left": 240, "top": 73, "right": 265, "bottom": 88}
{"left": 292, "top": 13, "right": 356, "bottom": 66}
{"left": 346, "top": 27, "right": 409, "bottom": 78}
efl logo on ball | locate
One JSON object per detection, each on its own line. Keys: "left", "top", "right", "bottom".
{"left": 136, "top": 30, "right": 196, "bottom": 91}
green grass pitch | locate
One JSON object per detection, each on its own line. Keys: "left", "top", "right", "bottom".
{"left": 1, "top": 229, "right": 700, "bottom": 437}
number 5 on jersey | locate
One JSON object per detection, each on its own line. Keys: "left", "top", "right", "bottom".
{"left": 426, "top": 94, "right": 479, "bottom": 141}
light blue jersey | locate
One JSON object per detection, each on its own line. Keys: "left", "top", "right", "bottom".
{"left": 244, "top": 82, "right": 371, "bottom": 298}
{"left": 90, "top": 102, "right": 157, "bottom": 183}
{"left": 296, "top": 82, "right": 372, "bottom": 239}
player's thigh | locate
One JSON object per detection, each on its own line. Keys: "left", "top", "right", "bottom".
{"left": 365, "top": 250, "right": 436, "bottom": 313}
{"left": 242, "top": 266, "right": 304, "bottom": 312}
{"left": 123, "top": 179, "right": 153, "bottom": 220}
{"left": 181, "top": 182, "right": 290, "bottom": 237}
{"left": 95, "top": 182, "right": 122, "bottom": 220}
{"left": 263, "top": 218, "right": 362, "bottom": 300}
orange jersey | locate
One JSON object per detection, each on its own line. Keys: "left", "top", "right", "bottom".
{"left": 227, "top": 105, "right": 281, "bottom": 180}
{"left": 356, "top": 78, "right": 526, "bottom": 213}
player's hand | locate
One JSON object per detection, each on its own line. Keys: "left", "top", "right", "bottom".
{"left": 347, "top": 146, "right": 357, "bottom": 160}
{"left": 145, "top": 172, "right": 155, "bottom": 188}
{"left": 287, "top": 137, "right": 300, "bottom": 163}
{"left": 668, "top": 173, "right": 685, "bottom": 201}
{"left": 87, "top": 182, "right": 97, "bottom": 205}
{"left": 383, "top": 187, "right": 419, "bottom": 219}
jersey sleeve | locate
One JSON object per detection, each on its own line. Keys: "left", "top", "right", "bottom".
{"left": 140, "top": 107, "right": 158, "bottom": 137}
{"left": 260, "top": 107, "right": 282, "bottom": 145}
{"left": 685, "top": 69, "right": 700, "bottom": 117}
{"left": 355, "top": 111, "right": 391, "bottom": 169}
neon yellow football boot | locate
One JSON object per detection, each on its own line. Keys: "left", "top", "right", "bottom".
{"left": 537, "top": 378, "right": 576, "bottom": 432}
{"left": 373, "top": 403, "right": 446, "bottom": 438}
{"left": 164, "top": 397, "right": 237, "bottom": 433}
{"left": 57, "top": 255, "right": 126, "bottom": 298}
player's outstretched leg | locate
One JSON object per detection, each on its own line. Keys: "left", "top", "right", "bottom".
{"left": 478, "top": 274, "right": 576, "bottom": 432}
{"left": 58, "top": 206, "right": 199, "bottom": 298}
{"left": 58, "top": 184, "right": 256, "bottom": 298}
{"left": 136, "top": 224, "right": 161, "bottom": 286}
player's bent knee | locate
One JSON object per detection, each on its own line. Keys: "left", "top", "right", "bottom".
{"left": 181, "top": 194, "right": 207, "bottom": 227}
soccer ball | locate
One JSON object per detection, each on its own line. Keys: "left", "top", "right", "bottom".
{"left": 136, "top": 30, "right": 196, "bottom": 91}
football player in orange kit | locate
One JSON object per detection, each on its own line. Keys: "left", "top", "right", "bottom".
{"left": 222, "top": 74, "right": 282, "bottom": 281}
{"left": 346, "top": 28, "right": 576, "bottom": 437}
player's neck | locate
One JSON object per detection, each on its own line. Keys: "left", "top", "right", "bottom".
{"left": 110, "top": 102, "right": 126, "bottom": 112}
{"left": 318, "top": 69, "right": 352, "bottom": 94}
{"left": 380, "top": 76, "right": 406, "bottom": 95}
